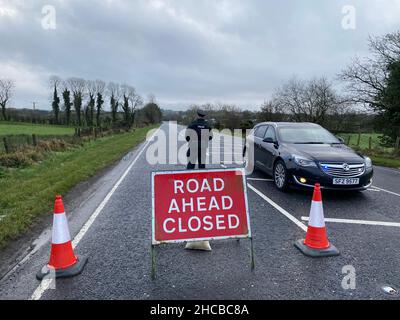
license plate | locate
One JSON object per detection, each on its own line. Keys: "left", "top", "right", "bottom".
{"left": 333, "top": 178, "right": 359, "bottom": 185}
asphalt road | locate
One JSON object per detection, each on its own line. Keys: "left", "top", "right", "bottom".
{"left": 1, "top": 122, "right": 400, "bottom": 300}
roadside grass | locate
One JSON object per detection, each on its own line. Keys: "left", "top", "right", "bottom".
{"left": 0, "top": 125, "right": 157, "bottom": 248}
{"left": 368, "top": 154, "right": 400, "bottom": 168}
{"left": 0, "top": 121, "right": 74, "bottom": 136}
{"left": 338, "top": 132, "right": 400, "bottom": 169}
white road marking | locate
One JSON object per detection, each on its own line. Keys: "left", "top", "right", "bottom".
{"left": 247, "top": 178, "right": 273, "bottom": 182}
{"left": 371, "top": 186, "right": 400, "bottom": 198}
{"left": 301, "top": 216, "right": 400, "bottom": 228}
{"left": 30, "top": 127, "right": 161, "bottom": 301}
{"left": 247, "top": 183, "right": 307, "bottom": 232}
{"left": 367, "top": 188, "right": 381, "bottom": 192}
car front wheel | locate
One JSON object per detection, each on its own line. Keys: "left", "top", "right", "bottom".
{"left": 274, "top": 160, "right": 289, "bottom": 191}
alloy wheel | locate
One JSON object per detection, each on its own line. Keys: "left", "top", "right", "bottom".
{"left": 275, "top": 162, "right": 286, "bottom": 189}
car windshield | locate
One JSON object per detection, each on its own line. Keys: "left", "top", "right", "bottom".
{"left": 277, "top": 126, "right": 340, "bottom": 144}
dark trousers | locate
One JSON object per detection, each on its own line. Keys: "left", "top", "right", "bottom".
{"left": 187, "top": 147, "right": 206, "bottom": 170}
{"left": 187, "top": 162, "right": 206, "bottom": 170}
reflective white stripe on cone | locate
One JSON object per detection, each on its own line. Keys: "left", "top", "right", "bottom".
{"left": 52, "top": 212, "right": 72, "bottom": 244}
{"left": 185, "top": 241, "right": 212, "bottom": 251}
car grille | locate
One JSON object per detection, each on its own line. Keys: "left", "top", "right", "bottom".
{"left": 319, "top": 163, "right": 365, "bottom": 178}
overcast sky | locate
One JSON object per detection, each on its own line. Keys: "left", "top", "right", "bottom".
{"left": 1, "top": 0, "right": 400, "bottom": 111}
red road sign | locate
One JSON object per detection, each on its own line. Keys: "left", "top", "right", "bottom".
{"left": 152, "top": 168, "right": 251, "bottom": 244}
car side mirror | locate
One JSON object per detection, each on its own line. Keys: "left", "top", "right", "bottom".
{"left": 263, "top": 137, "right": 278, "bottom": 146}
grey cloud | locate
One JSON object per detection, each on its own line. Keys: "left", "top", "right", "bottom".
{"left": 0, "top": 0, "right": 399, "bottom": 110}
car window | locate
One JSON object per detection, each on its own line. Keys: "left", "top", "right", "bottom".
{"left": 277, "top": 126, "right": 339, "bottom": 144}
{"left": 264, "top": 126, "right": 276, "bottom": 141}
{"left": 254, "top": 125, "right": 267, "bottom": 138}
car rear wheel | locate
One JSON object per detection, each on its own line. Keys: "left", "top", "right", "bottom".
{"left": 274, "top": 160, "right": 289, "bottom": 191}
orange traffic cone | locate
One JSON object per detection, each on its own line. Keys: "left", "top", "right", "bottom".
{"left": 294, "top": 183, "right": 339, "bottom": 257}
{"left": 36, "top": 195, "right": 88, "bottom": 280}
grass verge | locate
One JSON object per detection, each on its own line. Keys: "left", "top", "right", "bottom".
{"left": 368, "top": 154, "right": 400, "bottom": 169}
{"left": 0, "top": 125, "right": 157, "bottom": 248}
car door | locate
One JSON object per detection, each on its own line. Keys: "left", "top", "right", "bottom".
{"left": 253, "top": 125, "right": 268, "bottom": 169}
{"left": 259, "top": 126, "right": 277, "bottom": 173}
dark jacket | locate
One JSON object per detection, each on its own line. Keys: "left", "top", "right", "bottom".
{"left": 186, "top": 118, "right": 213, "bottom": 156}
{"left": 186, "top": 118, "right": 213, "bottom": 141}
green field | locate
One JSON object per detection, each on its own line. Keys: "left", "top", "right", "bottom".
{"left": 0, "top": 125, "right": 157, "bottom": 248}
{"left": 338, "top": 133, "right": 399, "bottom": 168}
{"left": 0, "top": 121, "right": 74, "bottom": 136}
{"left": 338, "top": 133, "right": 393, "bottom": 150}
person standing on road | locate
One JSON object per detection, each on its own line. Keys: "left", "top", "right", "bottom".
{"left": 185, "top": 109, "right": 213, "bottom": 170}
{"left": 185, "top": 109, "right": 213, "bottom": 251}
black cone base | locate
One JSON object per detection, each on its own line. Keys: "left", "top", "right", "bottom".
{"left": 36, "top": 255, "right": 88, "bottom": 280}
{"left": 294, "top": 240, "right": 340, "bottom": 258}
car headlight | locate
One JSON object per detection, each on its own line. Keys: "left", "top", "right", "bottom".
{"left": 365, "top": 156, "right": 372, "bottom": 168}
{"left": 293, "top": 155, "right": 317, "bottom": 167}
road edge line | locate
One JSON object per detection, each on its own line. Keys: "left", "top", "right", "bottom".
{"left": 30, "top": 127, "right": 160, "bottom": 300}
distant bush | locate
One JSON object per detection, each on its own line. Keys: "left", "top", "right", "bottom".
{"left": 0, "top": 152, "right": 34, "bottom": 167}
{"left": 36, "top": 139, "right": 71, "bottom": 153}
{"left": 0, "top": 138, "right": 73, "bottom": 168}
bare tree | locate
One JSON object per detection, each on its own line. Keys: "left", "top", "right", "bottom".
{"left": 67, "top": 77, "right": 86, "bottom": 126}
{"left": 339, "top": 32, "right": 400, "bottom": 109}
{"left": 107, "top": 82, "right": 121, "bottom": 124}
{"left": 49, "top": 76, "right": 62, "bottom": 124}
{"left": 147, "top": 93, "right": 156, "bottom": 104}
{"left": 95, "top": 80, "right": 106, "bottom": 127}
{"left": 339, "top": 31, "right": 400, "bottom": 142}
{"left": 121, "top": 85, "right": 143, "bottom": 127}
{"left": 273, "top": 76, "right": 345, "bottom": 125}
{"left": 0, "top": 79, "right": 15, "bottom": 121}
{"left": 129, "top": 89, "right": 143, "bottom": 127}
{"left": 273, "top": 77, "right": 306, "bottom": 122}
{"left": 121, "top": 84, "right": 134, "bottom": 124}
{"left": 259, "top": 100, "right": 286, "bottom": 122}
{"left": 85, "top": 80, "right": 97, "bottom": 127}
{"left": 61, "top": 80, "right": 73, "bottom": 125}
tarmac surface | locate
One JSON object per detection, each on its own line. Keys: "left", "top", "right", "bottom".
{"left": 1, "top": 122, "right": 400, "bottom": 300}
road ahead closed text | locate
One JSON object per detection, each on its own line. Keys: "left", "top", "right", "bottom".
{"left": 152, "top": 169, "right": 250, "bottom": 243}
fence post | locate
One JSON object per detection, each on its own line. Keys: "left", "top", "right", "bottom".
{"left": 3, "top": 137, "right": 10, "bottom": 153}
{"left": 32, "top": 134, "right": 37, "bottom": 147}
{"left": 369, "top": 136, "right": 372, "bottom": 150}
{"left": 357, "top": 133, "right": 361, "bottom": 146}
{"left": 347, "top": 135, "right": 351, "bottom": 145}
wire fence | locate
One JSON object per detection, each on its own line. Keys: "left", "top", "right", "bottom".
{"left": 0, "top": 127, "right": 127, "bottom": 154}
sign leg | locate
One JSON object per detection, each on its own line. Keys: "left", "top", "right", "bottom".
{"left": 151, "top": 244, "right": 156, "bottom": 280}
{"left": 250, "top": 237, "right": 255, "bottom": 271}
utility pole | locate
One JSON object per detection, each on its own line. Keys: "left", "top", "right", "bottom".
{"left": 32, "top": 101, "right": 36, "bottom": 111}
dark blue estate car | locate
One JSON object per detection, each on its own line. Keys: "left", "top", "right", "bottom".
{"left": 244, "top": 122, "right": 374, "bottom": 191}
